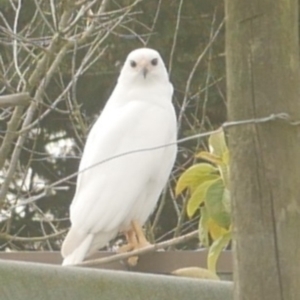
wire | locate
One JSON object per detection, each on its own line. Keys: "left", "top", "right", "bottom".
{"left": 11, "top": 112, "right": 295, "bottom": 208}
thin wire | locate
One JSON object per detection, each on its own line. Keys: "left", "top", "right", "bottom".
{"left": 10, "top": 112, "right": 294, "bottom": 208}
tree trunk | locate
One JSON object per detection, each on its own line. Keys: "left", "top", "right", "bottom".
{"left": 226, "top": 0, "right": 300, "bottom": 299}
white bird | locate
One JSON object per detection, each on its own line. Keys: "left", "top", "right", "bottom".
{"left": 61, "top": 48, "right": 177, "bottom": 266}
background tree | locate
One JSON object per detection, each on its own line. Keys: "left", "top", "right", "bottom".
{"left": 0, "top": 0, "right": 226, "bottom": 252}
{"left": 226, "top": 0, "right": 300, "bottom": 299}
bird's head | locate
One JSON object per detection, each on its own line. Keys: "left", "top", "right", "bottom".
{"left": 118, "top": 48, "right": 170, "bottom": 85}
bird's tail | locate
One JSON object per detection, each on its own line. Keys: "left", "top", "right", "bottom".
{"left": 61, "top": 228, "right": 94, "bottom": 266}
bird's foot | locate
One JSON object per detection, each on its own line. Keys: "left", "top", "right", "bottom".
{"left": 118, "top": 229, "right": 138, "bottom": 266}
{"left": 119, "top": 221, "right": 151, "bottom": 266}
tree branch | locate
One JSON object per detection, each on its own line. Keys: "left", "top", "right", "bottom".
{"left": 0, "top": 229, "right": 68, "bottom": 242}
{"left": 0, "top": 93, "right": 31, "bottom": 107}
{"left": 77, "top": 230, "right": 199, "bottom": 267}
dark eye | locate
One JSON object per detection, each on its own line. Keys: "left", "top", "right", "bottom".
{"left": 151, "top": 58, "right": 158, "bottom": 66}
{"left": 130, "top": 60, "right": 137, "bottom": 68}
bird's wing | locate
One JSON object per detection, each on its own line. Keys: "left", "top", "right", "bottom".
{"left": 69, "top": 99, "right": 177, "bottom": 234}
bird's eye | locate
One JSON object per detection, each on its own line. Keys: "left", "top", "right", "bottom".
{"left": 130, "top": 60, "right": 137, "bottom": 68}
{"left": 151, "top": 58, "right": 158, "bottom": 66}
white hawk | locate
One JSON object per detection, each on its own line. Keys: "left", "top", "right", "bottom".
{"left": 61, "top": 48, "right": 177, "bottom": 266}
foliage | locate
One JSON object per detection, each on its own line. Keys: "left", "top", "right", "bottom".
{"left": 176, "top": 129, "right": 231, "bottom": 272}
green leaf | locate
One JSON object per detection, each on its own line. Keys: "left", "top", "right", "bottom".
{"left": 187, "top": 178, "right": 220, "bottom": 218}
{"left": 207, "top": 218, "right": 229, "bottom": 241}
{"left": 175, "top": 163, "right": 218, "bottom": 196}
{"left": 222, "top": 188, "right": 231, "bottom": 214}
{"left": 218, "top": 162, "right": 230, "bottom": 189}
{"left": 208, "top": 231, "right": 232, "bottom": 273}
{"left": 208, "top": 129, "right": 228, "bottom": 157}
{"left": 222, "top": 149, "right": 230, "bottom": 165}
{"left": 195, "top": 151, "right": 223, "bottom": 166}
{"left": 205, "top": 178, "right": 231, "bottom": 229}
{"left": 198, "top": 206, "right": 209, "bottom": 247}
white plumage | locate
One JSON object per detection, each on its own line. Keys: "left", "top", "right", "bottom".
{"left": 61, "top": 48, "right": 177, "bottom": 266}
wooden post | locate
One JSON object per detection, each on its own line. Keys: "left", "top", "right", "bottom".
{"left": 226, "top": 0, "right": 300, "bottom": 299}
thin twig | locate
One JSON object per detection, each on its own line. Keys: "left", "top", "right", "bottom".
{"left": 77, "top": 230, "right": 199, "bottom": 267}
{"left": 0, "top": 229, "right": 68, "bottom": 242}
{"left": 177, "top": 19, "right": 225, "bottom": 131}
{"left": 168, "top": 0, "right": 184, "bottom": 75}
{"left": 12, "top": 0, "right": 26, "bottom": 88}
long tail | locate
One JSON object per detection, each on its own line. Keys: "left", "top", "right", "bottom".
{"left": 61, "top": 229, "right": 94, "bottom": 266}
{"left": 61, "top": 228, "right": 119, "bottom": 266}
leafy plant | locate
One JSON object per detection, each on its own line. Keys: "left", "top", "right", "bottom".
{"left": 176, "top": 129, "right": 232, "bottom": 273}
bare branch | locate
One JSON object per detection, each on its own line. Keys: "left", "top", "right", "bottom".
{"left": 0, "top": 93, "right": 31, "bottom": 107}
{"left": 0, "top": 106, "right": 24, "bottom": 171}
{"left": 168, "top": 0, "right": 184, "bottom": 75}
{"left": 177, "top": 19, "right": 225, "bottom": 131}
{"left": 78, "top": 230, "right": 199, "bottom": 267}
{"left": 0, "top": 229, "right": 68, "bottom": 242}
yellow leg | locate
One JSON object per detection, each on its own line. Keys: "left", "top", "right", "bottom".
{"left": 118, "top": 221, "right": 151, "bottom": 266}
{"left": 131, "top": 220, "right": 150, "bottom": 247}
{"left": 127, "top": 220, "right": 151, "bottom": 266}
{"left": 118, "top": 230, "right": 136, "bottom": 253}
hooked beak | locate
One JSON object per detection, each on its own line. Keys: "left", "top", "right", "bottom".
{"left": 142, "top": 67, "right": 148, "bottom": 79}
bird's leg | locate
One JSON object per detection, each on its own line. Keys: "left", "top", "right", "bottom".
{"left": 125, "top": 220, "right": 152, "bottom": 266}
{"left": 118, "top": 221, "right": 151, "bottom": 266}
{"left": 118, "top": 230, "right": 136, "bottom": 253}
{"left": 117, "top": 229, "right": 139, "bottom": 266}
{"left": 131, "top": 220, "right": 151, "bottom": 248}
